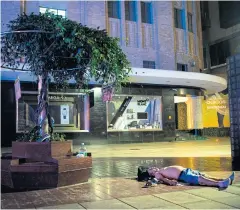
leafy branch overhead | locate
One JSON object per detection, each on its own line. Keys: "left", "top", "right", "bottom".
{"left": 1, "top": 12, "right": 131, "bottom": 88}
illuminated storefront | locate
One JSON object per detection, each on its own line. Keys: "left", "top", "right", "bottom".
{"left": 107, "top": 95, "right": 163, "bottom": 132}
{"left": 1, "top": 68, "right": 228, "bottom": 146}
{"left": 16, "top": 91, "right": 90, "bottom": 133}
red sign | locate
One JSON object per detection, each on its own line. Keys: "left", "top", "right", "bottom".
{"left": 102, "top": 86, "right": 114, "bottom": 102}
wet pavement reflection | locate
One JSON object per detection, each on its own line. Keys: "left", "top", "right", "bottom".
{"left": 1, "top": 157, "right": 233, "bottom": 194}
{"left": 91, "top": 157, "right": 232, "bottom": 178}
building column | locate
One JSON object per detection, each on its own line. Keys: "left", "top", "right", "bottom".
{"left": 227, "top": 54, "right": 240, "bottom": 170}
{"left": 152, "top": 1, "right": 160, "bottom": 68}
{"left": 119, "top": 1, "right": 126, "bottom": 46}
{"left": 162, "top": 89, "right": 176, "bottom": 138}
{"left": 183, "top": 0, "right": 189, "bottom": 55}
{"left": 79, "top": 1, "right": 86, "bottom": 25}
{"left": 89, "top": 88, "right": 107, "bottom": 137}
{"left": 136, "top": 1, "right": 143, "bottom": 48}
{"left": 20, "top": 0, "right": 26, "bottom": 14}
{"left": 192, "top": 1, "right": 198, "bottom": 56}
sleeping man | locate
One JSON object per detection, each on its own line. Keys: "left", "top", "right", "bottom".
{"left": 146, "top": 165, "right": 234, "bottom": 189}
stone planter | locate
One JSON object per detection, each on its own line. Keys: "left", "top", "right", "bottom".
{"left": 1, "top": 141, "right": 92, "bottom": 190}
{"left": 12, "top": 140, "right": 73, "bottom": 162}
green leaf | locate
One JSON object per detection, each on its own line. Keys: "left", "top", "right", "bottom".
{"left": 1, "top": 12, "right": 131, "bottom": 90}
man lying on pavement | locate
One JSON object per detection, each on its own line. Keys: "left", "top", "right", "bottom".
{"left": 138, "top": 165, "right": 234, "bottom": 189}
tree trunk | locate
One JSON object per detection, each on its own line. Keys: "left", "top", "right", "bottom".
{"left": 37, "top": 73, "right": 50, "bottom": 142}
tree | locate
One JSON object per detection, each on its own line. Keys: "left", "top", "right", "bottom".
{"left": 1, "top": 12, "right": 131, "bottom": 142}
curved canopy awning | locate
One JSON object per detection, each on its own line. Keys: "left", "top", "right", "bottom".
{"left": 1, "top": 67, "right": 227, "bottom": 94}
{"left": 129, "top": 68, "right": 227, "bottom": 94}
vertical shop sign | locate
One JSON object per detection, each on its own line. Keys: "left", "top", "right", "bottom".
{"left": 60, "top": 105, "right": 69, "bottom": 124}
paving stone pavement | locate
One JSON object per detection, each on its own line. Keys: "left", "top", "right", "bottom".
{"left": 1, "top": 171, "right": 240, "bottom": 209}
{"left": 2, "top": 139, "right": 240, "bottom": 209}
{"left": 90, "top": 156, "right": 232, "bottom": 179}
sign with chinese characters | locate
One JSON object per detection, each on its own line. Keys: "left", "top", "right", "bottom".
{"left": 60, "top": 105, "right": 69, "bottom": 124}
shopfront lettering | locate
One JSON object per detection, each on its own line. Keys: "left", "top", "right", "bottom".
{"left": 206, "top": 100, "right": 226, "bottom": 105}
{"left": 207, "top": 105, "right": 226, "bottom": 109}
{"left": 48, "top": 95, "right": 67, "bottom": 100}
{"left": 137, "top": 99, "right": 149, "bottom": 106}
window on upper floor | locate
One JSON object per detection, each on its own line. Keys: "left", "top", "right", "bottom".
{"left": 108, "top": 1, "right": 120, "bottom": 19}
{"left": 143, "top": 61, "right": 155, "bottom": 69}
{"left": 39, "top": 7, "right": 66, "bottom": 18}
{"left": 177, "top": 63, "right": 188, "bottom": 71}
{"left": 203, "top": 47, "right": 207, "bottom": 69}
{"left": 141, "top": 1, "right": 153, "bottom": 24}
{"left": 219, "top": 1, "right": 240, "bottom": 29}
{"left": 209, "top": 35, "right": 240, "bottom": 67}
{"left": 174, "top": 8, "right": 184, "bottom": 29}
{"left": 187, "top": 13, "right": 193, "bottom": 32}
{"left": 200, "top": 1, "right": 210, "bottom": 31}
{"left": 125, "top": 1, "right": 137, "bottom": 21}
{"left": 210, "top": 40, "right": 230, "bottom": 66}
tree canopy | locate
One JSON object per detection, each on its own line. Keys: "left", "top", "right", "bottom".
{"left": 1, "top": 12, "right": 131, "bottom": 89}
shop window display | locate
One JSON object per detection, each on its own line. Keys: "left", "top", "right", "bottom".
{"left": 107, "top": 95, "right": 163, "bottom": 131}
{"left": 17, "top": 92, "right": 90, "bottom": 133}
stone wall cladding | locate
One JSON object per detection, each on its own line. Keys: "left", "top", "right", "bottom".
{"left": 89, "top": 89, "right": 107, "bottom": 134}
{"left": 1, "top": 1, "right": 202, "bottom": 71}
{"left": 202, "top": 128, "right": 230, "bottom": 137}
{"left": 125, "top": 21, "right": 137, "bottom": 47}
{"left": 1, "top": 1, "right": 20, "bottom": 32}
{"left": 154, "top": 1, "right": 175, "bottom": 70}
{"left": 227, "top": 54, "right": 240, "bottom": 169}
{"left": 85, "top": 1, "right": 106, "bottom": 30}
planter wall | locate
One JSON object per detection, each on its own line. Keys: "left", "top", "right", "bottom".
{"left": 1, "top": 141, "right": 92, "bottom": 190}
{"left": 12, "top": 141, "right": 73, "bottom": 162}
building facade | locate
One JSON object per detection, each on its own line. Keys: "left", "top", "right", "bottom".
{"left": 1, "top": 1, "right": 227, "bottom": 146}
{"left": 1, "top": 0, "right": 204, "bottom": 71}
{"left": 200, "top": 1, "right": 240, "bottom": 169}
{"left": 201, "top": 1, "right": 240, "bottom": 79}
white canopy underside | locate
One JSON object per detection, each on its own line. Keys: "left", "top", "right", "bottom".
{"left": 1, "top": 67, "right": 227, "bottom": 94}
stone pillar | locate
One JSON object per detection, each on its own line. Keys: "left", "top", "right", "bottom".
{"left": 162, "top": 89, "right": 176, "bottom": 138}
{"left": 227, "top": 54, "right": 240, "bottom": 170}
{"left": 89, "top": 88, "right": 107, "bottom": 137}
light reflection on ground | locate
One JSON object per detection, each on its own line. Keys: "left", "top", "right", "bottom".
{"left": 91, "top": 157, "right": 232, "bottom": 178}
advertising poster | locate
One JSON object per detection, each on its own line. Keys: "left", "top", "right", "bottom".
{"left": 60, "top": 105, "right": 69, "bottom": 124}
{"left": 202, "top": 92, "right": 230, "bottom": 128}
{"left": 107, "top": 95, "right": 162, "bottom": 131}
